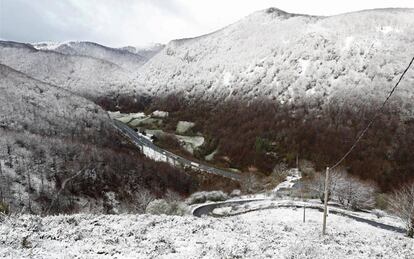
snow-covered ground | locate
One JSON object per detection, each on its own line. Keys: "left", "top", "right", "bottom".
{"left": 273, "top": 168, "right": 301, "bottom": 193}
{"left": 1, "top": 208, "right": 413, "bottom": 258}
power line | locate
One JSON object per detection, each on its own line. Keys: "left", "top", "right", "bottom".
{"left": 330, "top": 56, "right": 414, "bottom": 170}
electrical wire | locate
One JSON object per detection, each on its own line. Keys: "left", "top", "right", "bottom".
{"left": 330, "top": 56, "right": 414, "bottom": 170}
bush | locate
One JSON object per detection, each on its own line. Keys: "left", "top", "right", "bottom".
{"left": 0, "top": 202, "right": 9, "bottom": 215}
{"left": 372, "top": 209, "right": 386, "bottom": 219}
{"left": 145, "top": 199, "right": 188, "bottom": 215}
{"left": 186, "top": 191, "right": 229, "bottom": 205}
{"left": 169, "top": 201, "right": 188, "bottom": 216}
{"left": 375, "top": 193, "right": 389, "bottom": 210}
{"left": 146, "top": 199, "right": 171, "bottom": 215}
{"left": 334, "top": 174, "right": 377, "bottom": 210}
{"left": 230, "top": 189, "right": 241, "bottom": 197}
{"left": 388, "top": 183, "right": 414, "bottom": 238}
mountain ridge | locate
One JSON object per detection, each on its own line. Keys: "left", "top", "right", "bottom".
{"left": 137, "top": 7, "right": 414, "bottom": 116}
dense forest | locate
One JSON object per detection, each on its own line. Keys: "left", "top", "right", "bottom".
{"left": 102, "top": 93, "right": 413, "bottom": 192}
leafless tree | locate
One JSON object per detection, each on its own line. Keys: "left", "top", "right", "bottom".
{"left": 135, "top": 188, "right": 156, "bottom": 213}
{"left": 334, "top": 174, "right": 377, "bottom": 210}
{"left": 241, "top": 173, "right": 262, "bottom": 194}
{"left": 308, "top": 168, "right": 344, "bottom": 202}
{"left": 43, "top": 167, "right": 86, "bottom": 216}
{"left": 388, "top": 183, "right": 414, "bottom": 238}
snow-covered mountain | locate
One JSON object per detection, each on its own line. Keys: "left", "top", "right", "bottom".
{"left": 0, "top": 41, "right": 142, "bottom": 99}
{"left": 32, "top": 41, "right": 150, "bottom": 71}
{"left": 0, "top": 64, "right": 196, "bottom": 215}
{"left": 0, "top": 63, "right": 110, "bottom": 134}
{"left": 0, "top": 63, "right": 111, "bottom": 212}
{"left": 120, "top": 43, "right": 165, "bottom": 60}
{"left": 138, "top": 8, "right": 414, "bottom": 111}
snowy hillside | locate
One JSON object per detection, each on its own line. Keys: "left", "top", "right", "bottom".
{"left": 32, "top": 41, "right": 149, "bottom": 71}
{"left": 0, "top": 64, "right": 109, "bottom": 135}
{"left": 0, "top": 64, "right": 197, "bottom": 215}
{"left": 0, "top": 41, "right": 142, "bottom": 99}
{"left": 120, "top": 43, "right": 165, "bottom": 60}
{"left": 0, "top": 64, "right": 110, "bottom": 213}
{"left": 138, "top": 8, "right": 414, "bottom": 112}
{"left": 1, "top": 208, "right": 413, "bottom": 258}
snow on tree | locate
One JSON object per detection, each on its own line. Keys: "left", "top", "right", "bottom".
{"left": 388, "top": 183, "right": 414, "bottom": 238}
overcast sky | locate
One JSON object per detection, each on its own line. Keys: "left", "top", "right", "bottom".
{"left": 1, "top": 0, "right": 413, "bottom": 47}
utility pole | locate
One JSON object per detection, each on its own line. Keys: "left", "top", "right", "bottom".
{"left": 322, "top": 167, "right": 330, "bottom": 235}
{"left": 296, "top": 154, "right": 299, "bottom": 170}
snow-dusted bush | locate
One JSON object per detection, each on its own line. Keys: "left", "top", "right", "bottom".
{"left": 186, "top": 191, "right": 229, "bottom": 205}
{"left": 298, "top": 160, "right": 316, "bottom": 178}
{"left": 230, "top": 189, "right": 241, "bottom": 197}
{"left": 146, "top": 199, "right": 171, "bottom": 215}
{"left": 135, "top": 189, "right": 155, "bottom": 213}
{"left": 164, "top": 189, "right": 182, "bottom": 203}
{"left": 388, "top": 183, "right": 414, "bottom": 237}
{"left": 309, "top": 169, "right": 377, "bottom": 210}
{"left": 271, "top": 163, "right": 289, "bottom": 183}
{"left": 145, "top": 199, "right": 188, "bottom": 215}
{"left": 372, "top": 209, "right": 386, "bottom": 219}
{"left": 103, "top": 192, "right": 120, "bottom": 214}
{"left": 308, "top": 169, "right": 341, "bottom": 202}
{"left": 169, "top": 201, "right": 188, "bottom": 216}
{"left": 241, "top": 173, "right": 263, "bottom": 193}
{"left": 206, "top": 191, "right": 229, "bottom": 202}
{"left": 334, "top": 174, "right": 377, "bottom": 210}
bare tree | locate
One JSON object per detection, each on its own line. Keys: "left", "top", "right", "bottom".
{"left": 388, "top": 183, "right": 414, "bottom": 238}
{"left": 241, "top": 173, "right": 262, "bottom": 194}
{"left": 135, "top": 188, "right": 156, "bottom": 213}
{"left": 43, "top": 167, "right": 86, "bottom": 216}
{"left": 308, "top": 169, "right": 343, "bottom": 202}
{"left": 334, "top": 173, "right": 377, "bottom": 210}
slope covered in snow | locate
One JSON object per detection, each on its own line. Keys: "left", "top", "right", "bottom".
{"left": 120, "top": 43, "right": 165, "bottom": 60}
{"left": 138, "top": 8, "right": 414, "bottom": 112}
{"left": 32, "top": 41, "right": 149, "bottom": 71}
{"left": 1, "top": 208, "right": 412, "bottom": 258}
{"left": 0, "top": 64, "right": 199, "bottom": 215}
{"left": 0, "top": 64, "right": 109, "bottom": 135}
{"left": 0, "top": 64, "right": 111, "bottom": 213}
{"left": 0, "top": 41, "right": 142, "bottom": 99}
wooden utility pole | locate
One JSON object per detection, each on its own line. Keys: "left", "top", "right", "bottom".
{"left": 303, "top": 201, "right": 306, "bottom": 223}
{"left": 322, "top": 167, "right": 330, "bottom": 235}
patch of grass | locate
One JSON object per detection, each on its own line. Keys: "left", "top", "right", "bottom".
{"left": 0, "top": 201, "right": 9, "bottom": 215}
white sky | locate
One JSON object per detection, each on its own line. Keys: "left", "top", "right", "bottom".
{"left": 1, "top": 0, "right": 413, "bottom": 47}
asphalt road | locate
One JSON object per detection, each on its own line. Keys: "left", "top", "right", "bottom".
{"left": 192, "top": 200, "right": 405, "bottom": 234}
{"left": 112, "top": 119, "right": 241, "bottom": 181}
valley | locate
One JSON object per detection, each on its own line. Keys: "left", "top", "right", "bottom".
{"left": 1, "top": 4, "right": 414, "bottom": 258}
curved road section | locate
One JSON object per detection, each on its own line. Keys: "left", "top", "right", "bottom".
{"left": 112, "top": 120, "right": 241, "bottom": 181}
{"left": 192, "top": 199, "right": 405, "bottom": 234}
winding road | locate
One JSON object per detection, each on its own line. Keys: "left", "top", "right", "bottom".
{"left": 192, "top": 199, "right": 405, "bottom": 234}
{"left": 112, "top": 119, "right": 241, "bottom": 181}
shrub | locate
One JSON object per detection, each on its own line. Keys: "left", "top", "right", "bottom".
{"left": 230, "top": 189, "right": 241, "bottom": 197}
{"left": 145, "top": 199, "right": 188, "bottom": 215}
{"left": 388, "top": 183, "right": 414, "bottom": 238}
{"left": 0, "top": 201, "right": 9, "bottom": 215}
{"left": 146, "top": 199, "right": 171, "bottom": 215}
{"left": 375, "top": 193, "right": 389, "bottom": 210}
{"left": 186, "top": 191, "right": 229, "bottom": 205}
{"left": 169, "top": 201, "right": 188, "bottom": 216}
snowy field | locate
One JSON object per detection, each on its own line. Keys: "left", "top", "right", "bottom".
{"left": 1, "top": 208, "right": 413, "bottom": 258}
